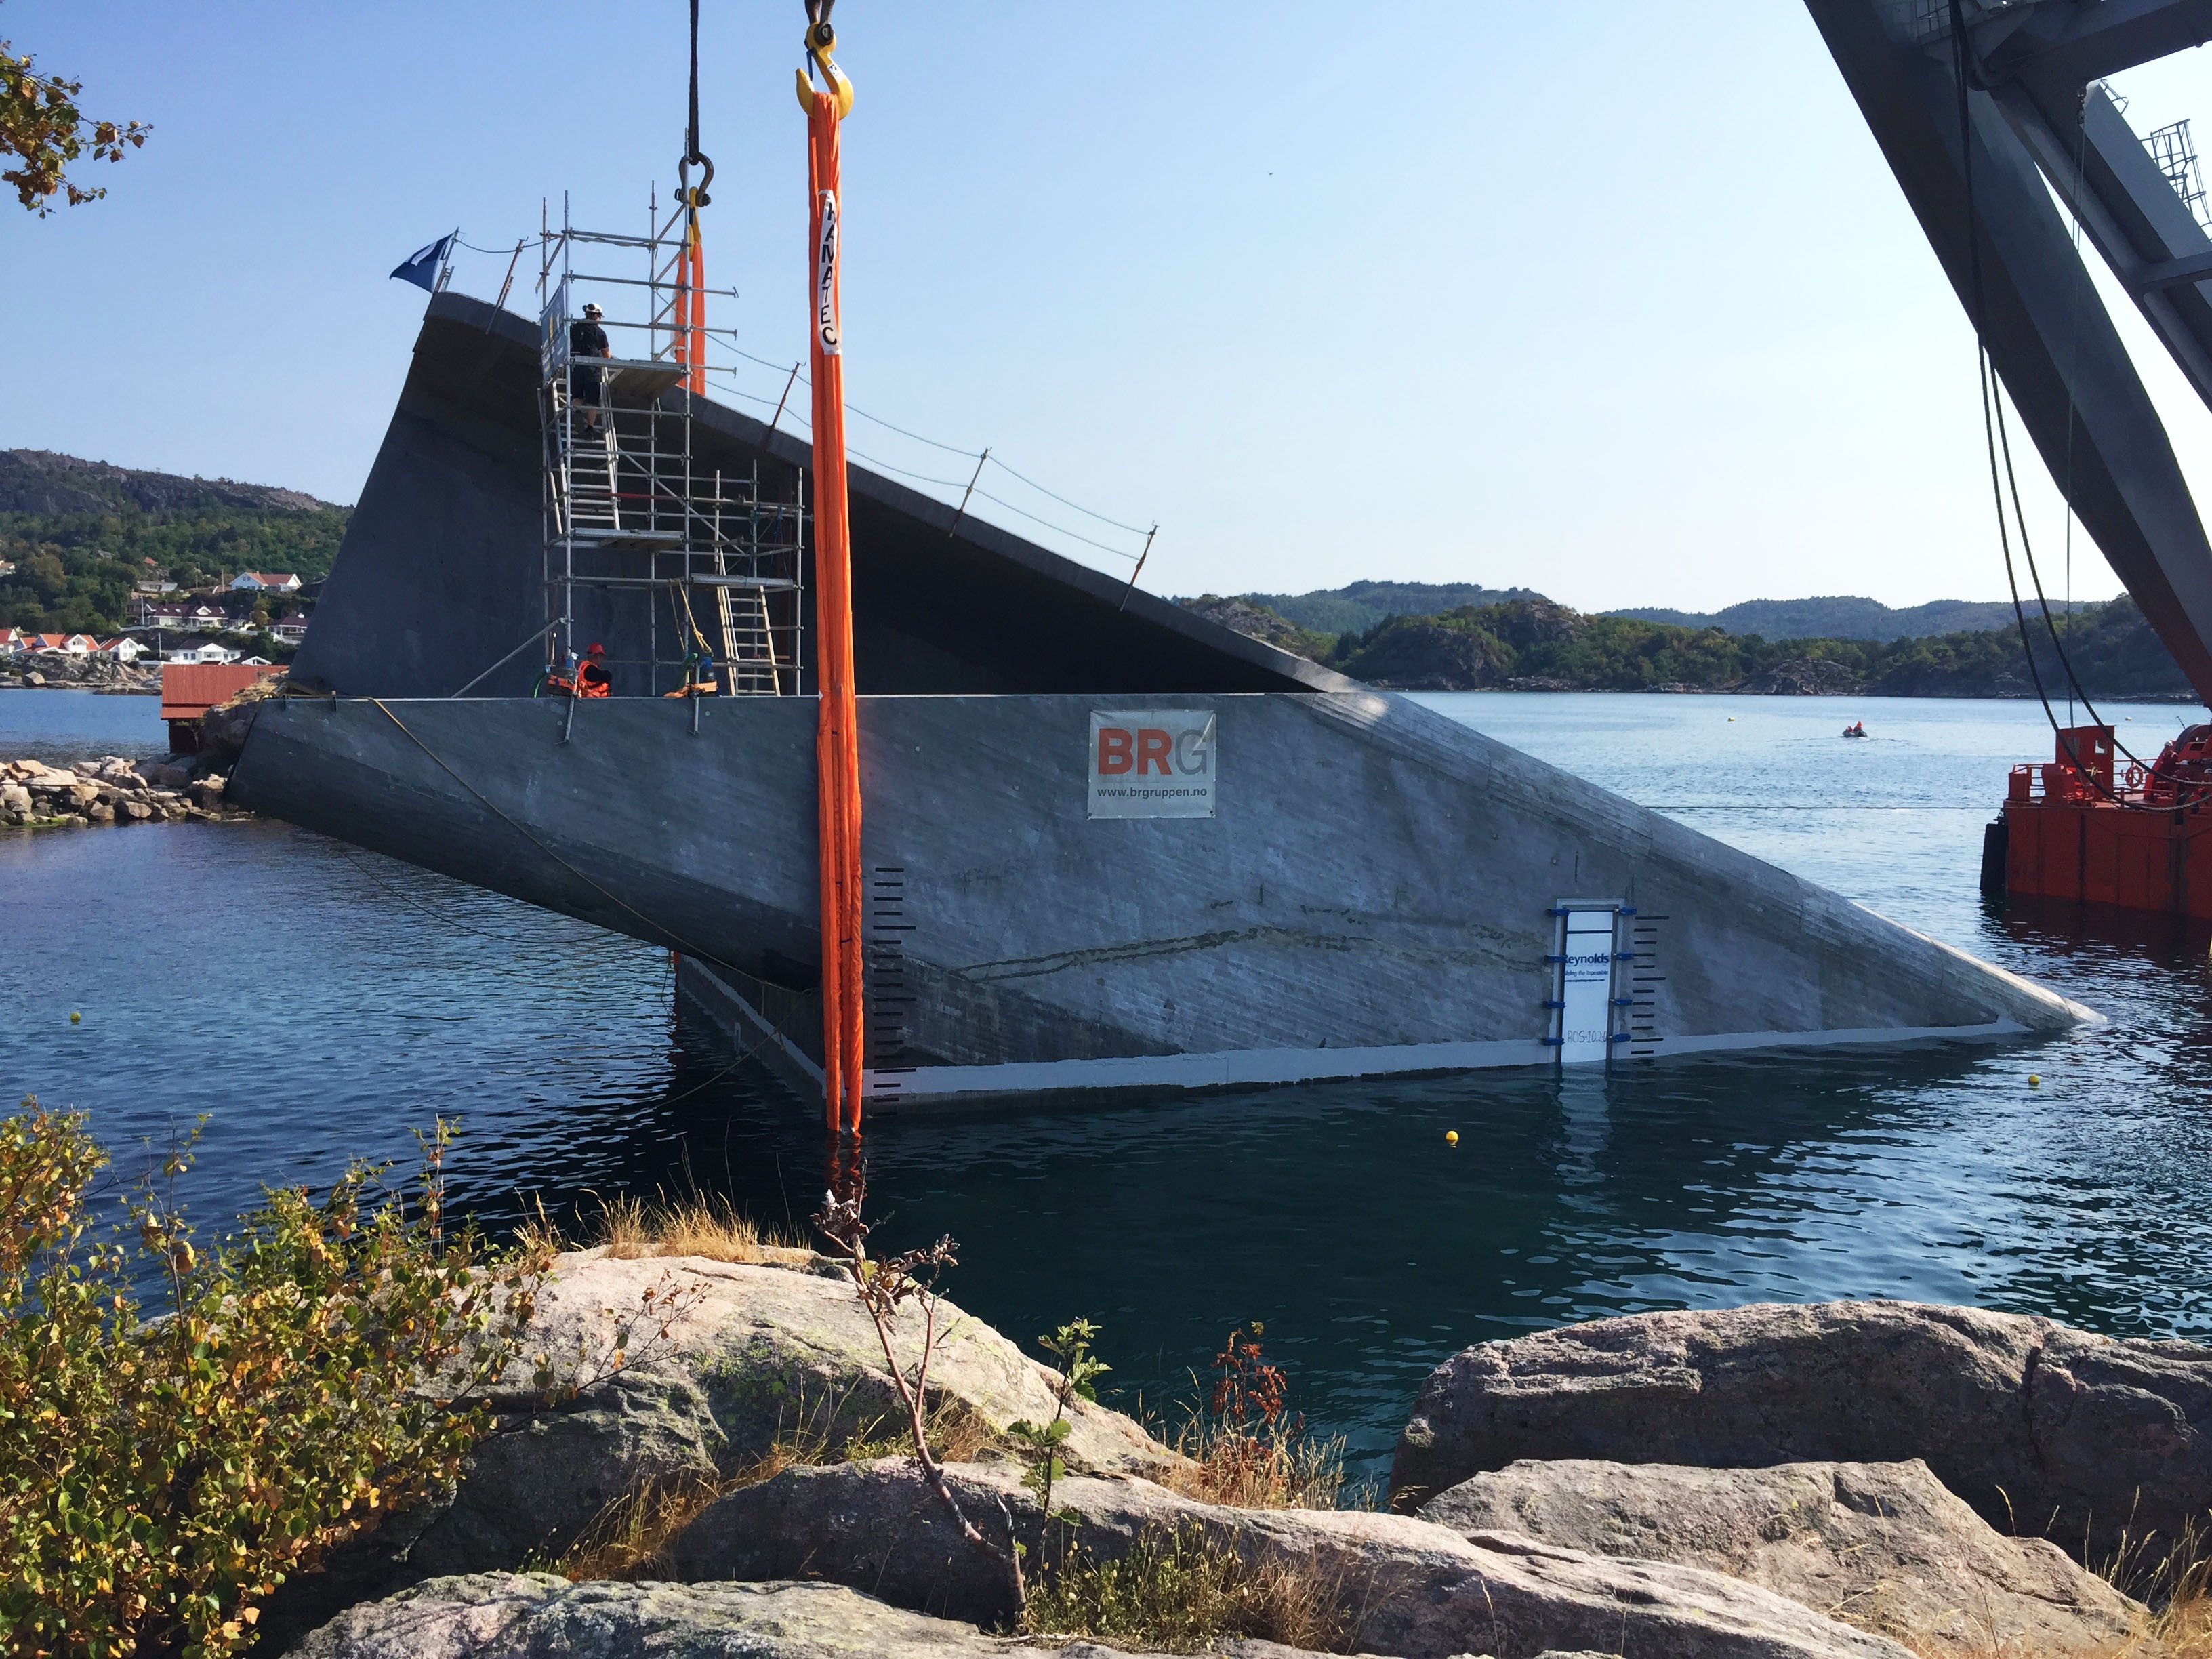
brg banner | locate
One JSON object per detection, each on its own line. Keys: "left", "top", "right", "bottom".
{"left": 1088, "top": 709, "right": 1216, "bottom": 819}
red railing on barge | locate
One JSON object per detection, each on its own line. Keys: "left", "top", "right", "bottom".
{"left": 1999, "top": 722, "right": 2212, "bottom": 915}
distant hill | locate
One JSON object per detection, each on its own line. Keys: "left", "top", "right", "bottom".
{"left": 1606, "top": 595, "right": 2021, "bottom": 642}
{"left": 1176, "top": 584, "right": 2190, "bottom": 699}
{"left": 0, "top": 449, "right": 342, "bottom": 516}
{"left": 1234, "top": 580, "right": 1548, "bottom": 639}
{"left": 0, "top": 451, "right": 350, "bottom": 636}
{"left": 1330, "top": 594, "right": 2188, "bottom": 699}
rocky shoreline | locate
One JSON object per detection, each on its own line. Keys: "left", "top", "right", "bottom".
{"left": 268, "top": 1253, "right": 2212, "bottom": 1658}
{"left": 0, "top": 653, "right": 161, "bottom": 693}
{"left": 1, "top": 755, "right": 248, "bottom": 828}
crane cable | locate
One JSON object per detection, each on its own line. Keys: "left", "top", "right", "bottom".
{"left": 676, "top": 0, "right": 713, "bottom": 395}
{"left": 1944, "top": 2, "right": 2198, "bottom": 812}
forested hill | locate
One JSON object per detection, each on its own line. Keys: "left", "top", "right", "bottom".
{"left": 0, "top": 451, "right": 350, "bottom": 636}
{"left": 1178, "top": 590, "right": 2193, "bottom": 700}
{"left": 1242, "top": 580, "right": 1547, "bottom": 637}
{"left": 1607, "top": 594, "right": 2020, "bottom": 642}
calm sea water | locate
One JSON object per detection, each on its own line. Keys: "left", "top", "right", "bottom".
{"left": 4, "top": 688, "right": 2209, "bottom": 1474}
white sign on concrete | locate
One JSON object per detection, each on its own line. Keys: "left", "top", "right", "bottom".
{"left": 1088, "top": 709, "right": 1216, "bottom": 819}
{"left": 1556, "top": 907, "right": 1618, "bottom": 1065}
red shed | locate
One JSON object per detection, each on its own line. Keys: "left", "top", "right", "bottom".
{"left": 161, "top": 662, "right": 283, "bottom": 753}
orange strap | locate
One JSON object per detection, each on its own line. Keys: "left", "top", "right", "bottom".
{"left": 808, "top": 85, "right": 865, "bottom": 1135}
{"left": 686, "top": 218, "right": 707, "bottom": 396}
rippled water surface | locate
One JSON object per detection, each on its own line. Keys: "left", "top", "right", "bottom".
{"left": 3, "top": 689, "right": 2208, "bottom": 1471}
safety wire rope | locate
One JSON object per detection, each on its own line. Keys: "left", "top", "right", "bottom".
{"left": 707, "top": 344, "right": 1157, "bottom": 548}
{"left": 428, "top": 256, "right": 1155, "bottom": 568}
{"left": 1945, "top": 1, "right": 2199, "bottom": 816}
{"left": 706, "top": 369, "right": 1151, "bottom": 559}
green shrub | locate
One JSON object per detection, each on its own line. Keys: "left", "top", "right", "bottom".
{"left": 0, "top": 1103, "right": 546, "bottom": 1658}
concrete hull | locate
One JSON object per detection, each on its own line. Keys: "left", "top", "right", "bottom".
{"left": 232, "top": 690, "right": 2095, "bottom": 1108}
{"left": 230, "top": 291, "right": 2095, "bottom": 1106}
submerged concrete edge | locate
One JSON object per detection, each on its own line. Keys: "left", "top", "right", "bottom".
{"left": 676, "top": 958, "right": 2066, "bottom": 1112}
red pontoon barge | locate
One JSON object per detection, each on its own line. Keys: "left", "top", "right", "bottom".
{"left": 1986, "top": 723, "right": 2212, "bottom": 915}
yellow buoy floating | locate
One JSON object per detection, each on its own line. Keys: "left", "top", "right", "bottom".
{"left": 68, "top": 1011, "right": 81, "bottom": 1025}
{"left": 1445, "top": 1129, "right": 1460, "bottom": 1145}
{"left": 2028, "top": 1073, "right": 2041, "bottom": 1087}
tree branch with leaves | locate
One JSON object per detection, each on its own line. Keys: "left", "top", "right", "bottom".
{"left": 2, "top": 16, "right": 149, "bottom": 216}
{"left": 813, "top": 1177, "right": 1026, "bottom": 1607}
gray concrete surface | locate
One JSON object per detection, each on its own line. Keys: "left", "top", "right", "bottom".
{"left": 232, "top": 689, "right": 2093, "bottom": 1103}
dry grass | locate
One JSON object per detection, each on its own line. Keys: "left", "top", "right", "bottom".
{"left": 836, "top": 1395, "right": 1000, "bottom": 1467}
{"left": 548, "top": 1387, "right": 1005, "bottom": 1583}
{"left": 1889, "top": 1520, "right": 2212, "bottom": 1659}
{"left": 2102, "top": 1521, "right": 2212, "bottom": 1659}
{"left": 1151, "top": 1412, "right": 1353, "bottom": 1512}
{"left": 519, "top": 1191, "right": 812, "bottom": 1267}
{"left": 1021, "top": 1524, "right": 1355, "bottom": 1654}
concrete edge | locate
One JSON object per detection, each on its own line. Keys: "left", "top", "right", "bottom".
{"left": 1849, "top": 900, "right": 2108, "bottom": 1027}
{"left": 677, "top": 958, "right": 2062, "bottom": 1113}
{"left": 674, "top": 955, "right": 824, "bottom": 1099}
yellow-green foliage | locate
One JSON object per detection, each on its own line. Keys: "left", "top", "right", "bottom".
{"left": 0, "top": 1102, "right": 546, "bottom": 1659}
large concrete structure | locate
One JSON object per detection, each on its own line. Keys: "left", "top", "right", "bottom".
{"left": 230, "top": 290, "right": 2091, "bottom": 1107}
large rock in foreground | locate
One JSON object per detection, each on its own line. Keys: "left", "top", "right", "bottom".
{"left": 1418, "top": 1458, "right": 2142, "bottom": 1655}
{"left": 1389, "top": 1300, "right": 2212, "bottom": 1559}
{"left": 668, "top": 1458, "right": 1913, "bottom": 1659}
{"left": 434, "top": 1251, "right": 1168, "bottom": 1567}
{"left": 259, "top": 1252, "right": 1172, "bottom": 1647}
{"left": 284, "top": 1573, "right": 1208, "bottom": 1658}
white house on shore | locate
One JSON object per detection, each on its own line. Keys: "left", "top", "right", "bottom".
{"left": 166, "top": 643, "right": 242, "bottom": 665}
{"left": 229, "top": 571, "right": 302, "bottom": 593}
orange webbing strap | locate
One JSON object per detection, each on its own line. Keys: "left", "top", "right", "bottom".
{"left": 685, "top": 218, "right": 707, "bottom": 396}
{"left": 808, "top": 84, "right": 865, "bottom": 1134}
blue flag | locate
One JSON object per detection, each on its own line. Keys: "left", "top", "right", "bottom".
{"left": 390, "top": 232, "right": 457, "bottom": 292}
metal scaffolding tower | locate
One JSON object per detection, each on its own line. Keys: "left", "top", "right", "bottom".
{"left": 537, "top": 196, "right": 806, "bottom": 698}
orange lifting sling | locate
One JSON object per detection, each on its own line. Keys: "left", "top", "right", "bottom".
{"left": 800, "top": 13, "right": 863, "bottom": 1134}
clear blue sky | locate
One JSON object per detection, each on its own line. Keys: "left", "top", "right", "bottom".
{"left": 4, "top": 2, "right": 2207, "bottom": 612}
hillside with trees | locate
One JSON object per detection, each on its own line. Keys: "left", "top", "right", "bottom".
{"left": 1607, "top": 595, "right": 2022, "bottom": 641}
{"left": 1179, "top": 588, "right": 2192, "bottom": 701}
{"left": 0, "top": 450, "right": 348, "bottom": 634}
{"left": 1239, "top": 579, "right": 1547, "bottom": 638}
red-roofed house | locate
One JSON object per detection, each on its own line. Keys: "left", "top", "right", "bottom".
{"left": 229, "top": 571, "right": 302, "bottom": 592}
{"left": 27, "top": 633, "right": 96, "bottom": 655}
{"left": 1, "top": 628, "right": 24, "bottom": 654}
{"left": 94, "top": 636, "right": 148, "bottom": 663}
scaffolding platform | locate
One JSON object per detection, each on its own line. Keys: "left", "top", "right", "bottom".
{"left": 536, "top": 197, "right": 806, "bottom": 699}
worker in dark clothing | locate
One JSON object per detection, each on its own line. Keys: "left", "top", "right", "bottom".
{"left": 569, "top": 302, "right": 611, "bottom": 430}
{"left": 577, "top": 640, "right": 613, "bottom": 697}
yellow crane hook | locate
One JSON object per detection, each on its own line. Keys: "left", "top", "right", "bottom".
{"left": 795, "top": 19, "right": 855, "bottom": 118}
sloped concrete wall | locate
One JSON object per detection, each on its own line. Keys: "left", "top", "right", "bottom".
{"left": 232, "top": 690, "right": 2090, "bottom": 1099}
